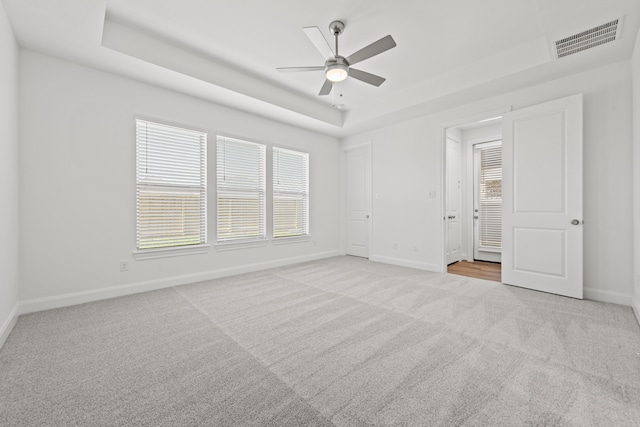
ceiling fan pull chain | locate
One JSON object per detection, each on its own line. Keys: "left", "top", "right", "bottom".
{"left": 332, "top": 82, "right": 335, "bottom": 106}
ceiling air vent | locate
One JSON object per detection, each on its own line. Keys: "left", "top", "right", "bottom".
{"left": 554, "top": 18, "right": 621, "bottom": 59}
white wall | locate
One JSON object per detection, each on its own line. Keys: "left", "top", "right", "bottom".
{"left": 0, "top": 1, "right": 19, "bottom": 347}
{"left": 343, "top": 61, "right": 634, "bottom": 305}
{"left": 19, "top": 51, "right": 341, "bottom": 311}
{"left": 632, "top": 31, "right": 640, "bottom": 321}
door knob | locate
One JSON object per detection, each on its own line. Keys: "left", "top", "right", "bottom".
{"left": 366, "top": 214, "right": 370, "bottom": 219}
{"left": 570, "top": 219, "right": 581, "bottom": 225}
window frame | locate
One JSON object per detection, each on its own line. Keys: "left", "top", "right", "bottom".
{"left": 215, "top": 135, "right": 267, "bottom": 246}
{"left": 134, "top": 119, "right": 209, "bottom": 260}
{"left": 272, "top": 146, "right": 310, "bottom": 241}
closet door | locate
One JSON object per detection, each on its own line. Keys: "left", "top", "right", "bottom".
{"left": 345, "top": 145, "right": 371, "bottom": 258}
{"left": 446, "top": 137, "right": 462, "bottom": 265}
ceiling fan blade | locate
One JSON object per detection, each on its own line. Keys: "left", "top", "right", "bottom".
{"left": 346, "top": 35, "right": 396, "bottom": 66}
{"left": 348, "top": 68, "right": 386, "bottom": 86}
{"left": 276, "top": 66, "right": 325, "bottom": 72}
{"left": 319, "top": 79, "right": 333, "bottom": 96}
{"left": 303, "top": 26, "right": 335, "bottom": 60}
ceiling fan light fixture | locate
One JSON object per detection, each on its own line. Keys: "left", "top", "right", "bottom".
{"left": 326, "top": 63, "right": 348, "bottom": 82}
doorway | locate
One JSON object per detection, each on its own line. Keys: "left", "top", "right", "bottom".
{"left": 444, "top": 94, "right": 583, "bottom": 298}
{"left": 444, "top": 117, "right": 503, "bottom": 282}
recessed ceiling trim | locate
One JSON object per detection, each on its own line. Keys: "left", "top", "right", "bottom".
{"left": 101, "top": 12, "right": 343, "bottom": 128}
{"left": 553, "top": 17, "right": 623, "bottom": 59}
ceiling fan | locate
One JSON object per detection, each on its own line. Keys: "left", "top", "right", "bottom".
{"left": 277, "top": 20, "right": 397, "bottom": 96}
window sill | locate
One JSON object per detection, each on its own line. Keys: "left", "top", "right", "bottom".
{"left": 477, "top": 247, "right": 502, "bottom": 254}
{"left": 215, "top": 239, "right": 268, "bottom": 251}
{"left": 133, "top": 244, "right": 210, "bottom": 260}
{"left": 271, "top": 235, "right": 311, "bottom": 245}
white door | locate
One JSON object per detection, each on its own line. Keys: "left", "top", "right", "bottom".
{"left": 345, "top": 146, "right": 371, "bottom": 257}
{"left": 446, "top": 137, "right": 461, "bottom": 265}
{"left": 502, "top": 94, "right": 583, "bottom": 299}
{"left": 473, "top": 141, "right": 502, "bottom": 263}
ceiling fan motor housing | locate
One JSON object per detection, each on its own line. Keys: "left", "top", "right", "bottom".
{"left": 325, "top": 57, "right": 349, "bottom": 82}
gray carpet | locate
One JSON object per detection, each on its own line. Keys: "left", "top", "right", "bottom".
{"left": 1, "top": 256, "right": 639, "bottom": 426}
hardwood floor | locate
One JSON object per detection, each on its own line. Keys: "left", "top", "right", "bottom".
{"left": 447, "top": 260, "right": 501, "bottom": 282}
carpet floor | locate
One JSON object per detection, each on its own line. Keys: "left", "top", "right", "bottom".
{"left": 1, "top": 256, "right": 639, "bottom": 426}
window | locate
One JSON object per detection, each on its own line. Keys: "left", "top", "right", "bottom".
{"left": 272, "top": 147, "right": 309, "bottom": 238}
{"left": 136, "top": 120, "right": 207, "bottom": 251}
{"left": 216, "top": 136, "right": 266, "bottom": 242}
{"left": 476, "top": 142, "right": 502, "bottom": 250}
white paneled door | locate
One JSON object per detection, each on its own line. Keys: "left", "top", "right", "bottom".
{"left": 446, "top": 137, "right": 461, "bottom": 265}
{"left": 502, "top": 94, "right": 583, "bottom": 299}
{"left": 345, "top": 145, "right": 371, "bottom": 258}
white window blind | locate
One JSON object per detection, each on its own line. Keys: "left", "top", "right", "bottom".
{"left": 476, "top": 143, "right": 502, "bottom": 250}
{"left": 216, "top": 136, "right": 266, "bottom": 242}
{"left": 273, "top": 147, "right": 309, "bottom": 238}
{"left": 136, "top": 120, "right": 207, "bottom": 250}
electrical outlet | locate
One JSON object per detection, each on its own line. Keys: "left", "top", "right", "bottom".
{"left": 120, "top": 261, "right": 129, "bottom": 272}
{"left": 393, "top": 243, "right": 398, "bottom": 250}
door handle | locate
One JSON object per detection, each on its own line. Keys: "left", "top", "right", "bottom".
{"left": 570, "top": 219, "right": 582, "bottom": 225}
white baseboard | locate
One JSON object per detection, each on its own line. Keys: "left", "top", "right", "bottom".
{"left": 633, "top": 297, "right": 640, "bottom": 326}
{"left": 20, "top": 250, "right": 342, "bottom": 314}
{"left": 369, "top": 255, "right": 441, "bottom": 273}
{"left": 0, "top": 302, "right": 20, "bottom": 350}
{"left": 584, "top": 287, "right": 633, "bottom": 306}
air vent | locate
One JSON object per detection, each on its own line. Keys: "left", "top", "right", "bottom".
{"left": 554, "top": 18, "right": 621, "bottom": 59}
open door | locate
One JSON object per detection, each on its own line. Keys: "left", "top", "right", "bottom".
{"left": 502, "top": 94, "right": 583, "bottom": 299}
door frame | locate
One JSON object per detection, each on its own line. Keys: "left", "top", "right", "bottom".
{"left": 445, "top": 135, "right": 462, "bottom": 265}
{"left": 472, "top": 139, "right": 503, "bottom": 263}
{"left": 440, "top": 107, "right": 511, "bottom": 273}
{"left": 342, "top": 141, "right": 373, "bottom": 258}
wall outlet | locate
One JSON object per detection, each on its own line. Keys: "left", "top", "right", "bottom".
{"left": 120, "top": 261, "right": 129, "bottom": 272}
{"left": 393, "top": 243, "right": 398, "bottom": 250}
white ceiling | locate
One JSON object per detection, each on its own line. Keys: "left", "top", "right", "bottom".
{"left": 3, "top": 0, "right": 640, "bottom": 137}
